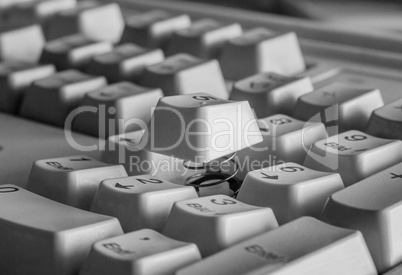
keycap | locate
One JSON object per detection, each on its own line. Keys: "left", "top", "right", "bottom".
{"left": 166, "top": 19, "right": 242, "bottom": 59}
{"left": 141, "top": 53, "right": 228, "bottom": 99}
{"left": 45, "top": 1, "right": 124, "bottom": 43}
{"left": 91, "top": 175, "right": 198, "bottom": 232}
{"left": 0, "top": 24, "right": 45, "bottom": 62}
{"left": 366, "top": 97, "right": 402, "bottom": 140}
{"left": 120, "top": 10, "right": 191, "bottom": 49}
{"left": 0, "top": 61, "right": 55, "bottom": 114}
{"left": 25, "top": 155, "right": 128, "bottom": 210}
{"left": 162, "top": 195, "right": 278, "bottom": 257}
{"left": 73, "top": 82, "right": 163, "bottom": 137}
{"left": 144, "top": 93, "right": 262, "bottom": 163}
{"left": 321, "top": 163, "right": 402, "bottom": 273}
{"left": 80, "top": 229, "right": 201, "bottom": 275}
{"left": 304, "top": 130, "right": 402, "bottom": 186}
{"left": 237, "top": 162, "right": 344, "bottom": 224}
{"left": 19, "top": 70, "right": 107, "bottom": 127}
{"left": 176, "top": 217, "right": 376, "bottom": 275}
{"left": 229, "top": 73, "right": 313, "bottom": 118}
{"left": 86, "top": 43, "right": 164, "bottom": 83}
{"left": 219, "top": 28, "right": 306, "bottom": 80}
{"left": 235, "top": 114, "right": 327, "bottom": 180}
{"left": 293, "top": 82, "right": 384, "bottom": 133}
{"left": 40, "top": 34, "right": 113, "bottom": 70}
{"left": 0, "top": 185, "right": 123, "bottom": 275}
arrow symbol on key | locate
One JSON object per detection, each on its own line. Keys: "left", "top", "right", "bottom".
{"left": 70, "top": 157, "right": 91, "bottom": 161}
{"left": 261, "top": 172, "right": 279, "bottom": 180}
{"left": 115, "top": 183, "right": 134, "bottom": 189}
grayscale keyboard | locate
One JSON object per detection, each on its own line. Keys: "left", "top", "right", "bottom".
{"left": 1, "top": 0, "right": 402, "bottom": 274}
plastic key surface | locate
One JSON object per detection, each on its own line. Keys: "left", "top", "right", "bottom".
{"left": 0, "top": 61, "right": 55, "bottom": 113}
{"left": 176, "top": 217, "right": 376, "bottom": 275}
{"left": 304, "top": 130, "right": 402, "bottom": 186}
{"left": 237, "top": 162, "right": 344, "bottom": 224}
{"left": 321, "top": 162, "right": 402, "bottom": 273}
{"left": 86, "top": 43, "right": 164, "bottom": 83}
{"left": 141, "top": 53, "right": 228, "bottom": 99}
{"left": 163, "top": 194, "right": 278, "bottom": 257}
{"left": 90, "top": 175, "right": 198, "bottom": 232}
{"left": 79, "top": 229, "right": 201, "bottom": 275}
{"left": 19, "top": 69, "right": 107, "bottom": 127}
{"left": 219, "top": 28, "right": 306, "bottom": 80}
{"left": 26, "top": 155, "right": 128, "bottom": 210}
{"left": 0, "top": 185, "right": 123, "bottom": 275}
{"left": 229, "top": 73, "right": 313, "bottom": 118}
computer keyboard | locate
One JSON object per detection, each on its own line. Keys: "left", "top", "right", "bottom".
{"left": 1, "top": 0, "right": 402, "bottom": 274}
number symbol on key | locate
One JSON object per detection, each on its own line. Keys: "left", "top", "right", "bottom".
{"left": 391, "top": 173, "right": 402, "bottom": 179}
{"left": 140, "top": 237, "right": 150, "bottom": 241}
{"left": 352, "top": 149, "right": 367, "bottom": 153}
{"left": 261, "top": 172, "right": 278, "bottom": 180}
{"left": 249, "top": 81, "right": 271, "bottom": 90}
{"left": 192, "top": 95, "right": 218, "bottom": 101}
{"left": 344, "top": 135, "right": 367, "bottom": 141}
{"left": 115, "top": 183, "right": 134, "bottom": 189}
{"left": 70, "top": 157, "right": 91, "bottom": 161}
{"left": 210, "top": 199, "right": 237, "bottom": 205}
{"left": 136, "top": 178, "right": 163, "bottom": 184}
{"left": 280, "top": 166, "right": 304, "bottom": 172}
{"left": 0, "top": 187, "right": 19, "bottom": 193}
{"left": 270, "top": 118, "right": 292, "bottom": 125}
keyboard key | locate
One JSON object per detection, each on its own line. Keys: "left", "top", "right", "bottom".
{"left": 0, "top": 61, "right": 55, "bottom": 114}
{"left": 235, "top": 114, "right": 327, "bottom": 180}
{"left": 73, "top": 82, "right": 163, "bottom": 137}
{"left": 0, "top": 24, "right": 45, "bottom": 62}
{"left": 120, "top": 10, "right": 191, "bottom": 49}
{"left": 304, "top": 130, "right": 402, "bottom": 186}
{"left": 166, "top": 19, "right": 242, "bottom": 59}
{"left": 19, "top": 70, "right": 107, "bottom": 126}
{"left": 219, "top": 28, "right": 306, "bottom": 80}
{"left": 144, "top": 93, "right": 262, "bottom": 163}
{"left": 40, "top": 34, "right": 113, "bottom": 70}
{"left": 0, "top": 185, "right": 123, "bottom": 275}
{"left": 293, "top": 82, "right": 384, "bottom": 133}
{"left": 237, "top": 162, "right": 344, "bottom": 224}
{"left": 163, "top": 195, "right": 278, "bottom": 257}
{"left": 25, "top": 155, "right": 128, "bottom": 210}
{"left": 321, "top": 162, "right": 402, "bottom": 273}
{"left": 45, "top": 2, "right": 124, "bottom": 43}
{"left": 176, "top": 217, "right": 376, "bottom": 275}
{"left": 80, "top": 229, "right": 201, "bottom": 275}
{"left": 90, "top": 175, "right": 198, "bottom": 232}
{"left": 366, "top": 97, "right": 402, "bottom": 140}
{"left": 229, "top": 73, "right": 313, "bottom": 118}
{"left": 141, "top": 53, "right": 228, "bottom": 98}
{"left": 86, "top": 43, "right": 164, "bottom": 83}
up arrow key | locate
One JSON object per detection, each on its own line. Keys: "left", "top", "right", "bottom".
{"left": 115, "top": 183, "right": 134, "bottom": 189}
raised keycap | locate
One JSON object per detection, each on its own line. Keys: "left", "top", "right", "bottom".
{"left": 166, "top": 19, "right": 242, "bottom": 59}
{"left": 229, "top": 73, "right": 313, "bottom": 118}
{"left": 219, "top": 28, "right": 306, "bottom": 80}
{"left": 91, "top": 175, "right": 198, "bottom": 232}
{"left": 0, "top": 61, "right": 55, "bottom": 114}
{"left": 40, "top": 34, "right": 112, "bottom": 70}
{"left": 237, "top": 163, "right": 344, "bottom": 224}
{"left": 141, "top": 53, "right": 228, "bottom": 98}
{"left": 120, "top": 10, "right": 191, "bottom": 49}
{"left": 80, "top": 229, "right": 201, "bottom": 275}
{"left": 19, "top": 70, "right": 107, "bottom": 127}
{"left": 235, "top": 114, "right": 327, "bottom": 180}
{"left": 304, "top": 130, "right": 402, "bottom": 186}
{"left": 176, "top": 217, "right": 376, "bottom": 275}
{"left": 321, "top": 163, "right": 402, "bottom": 273}
{"left": 73, "top": 82, "right": 163, "bottom": 137}
{"left": 144, "top": 93, "right": 262, "bottom": 163}
{"left": 0, "top": 185, "right": 123, "bottom": 275}
{"left": 366, "top": 97, "right": 402, "bottom": 140}
{"left": 0, "top": 24, "right": 45, "bottom": 62}
{"left": 25, "top": 155, "right": 128, "bottom": 210}
{"left": 293, "top": 82, "right": 384, "bottom": 133}
{"left": 163, "top": 195, "right": 278, "bottom": 257}
{"left": 45, "top": 2, "right": 124, "bottom": 43}
{"left": 86, "top": 43, "right": 164, "bottom": 83}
